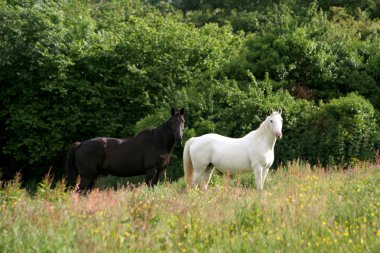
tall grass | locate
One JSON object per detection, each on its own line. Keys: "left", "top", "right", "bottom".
{"left": 1, "top": 162, "right": 379, "bottom": 252}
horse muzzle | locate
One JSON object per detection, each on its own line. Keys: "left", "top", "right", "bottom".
{"left": 275, "top": 131, "right": 282, "bottom": 140}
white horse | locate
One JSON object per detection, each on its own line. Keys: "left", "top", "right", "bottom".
{"left": 183, "top": 109, "right": 283, "bottom": 191}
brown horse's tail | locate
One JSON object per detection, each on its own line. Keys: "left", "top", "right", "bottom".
{"left": 66, "top": 142, "right": 81, "bottom": 187}
{"left": 183, "top": 138, "right": 195, "bottom": 186}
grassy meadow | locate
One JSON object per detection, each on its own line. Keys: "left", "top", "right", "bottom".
{"left": 1, "top": 161, "right": 379, "bottom": 253}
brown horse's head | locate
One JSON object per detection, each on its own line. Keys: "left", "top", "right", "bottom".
{"left": 170, "top": 108, "right": 185, "bottom": 146}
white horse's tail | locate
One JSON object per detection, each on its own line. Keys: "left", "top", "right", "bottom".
{"left": 183, "top": 137, "right": 195, "bottom": 186}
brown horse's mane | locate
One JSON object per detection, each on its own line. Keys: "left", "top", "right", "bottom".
{"left": 136, "top": 117, "right": 172, "bottom": 137}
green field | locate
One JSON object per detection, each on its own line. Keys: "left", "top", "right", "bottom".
{"left": 1, "top": 162, "right": 379, "bottom": 253}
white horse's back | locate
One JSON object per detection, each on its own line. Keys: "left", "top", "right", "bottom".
{"left": 189, "top": 133, "right": 252, "bottom": 173}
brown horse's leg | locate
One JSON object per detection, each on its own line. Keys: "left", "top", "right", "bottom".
{"left": 145, "top": 168, "right": 158, "bottom": 187}
{"left": 77, "top": 176, "right": 96, "bottom": 194}
{"left": 153, "top": 170, "right": 162, "bottom": 185}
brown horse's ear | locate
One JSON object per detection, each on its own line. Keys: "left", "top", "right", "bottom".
{"left": 171, "top": 108, "right": 175, "bottom": 116}
{"left": 180, "top": 108, "right": 185, "bottom": 115}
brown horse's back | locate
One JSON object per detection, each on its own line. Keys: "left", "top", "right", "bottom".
{"left": 74, "top": 138, "right": 107, "bottom": 176}
{"left": 101, "top": 137, "right": 147, "bottom": 176}
{"left": 75, "top": 136, "right": 157, "bottom": 177}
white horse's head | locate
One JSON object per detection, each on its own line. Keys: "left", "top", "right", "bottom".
{"left": 267, "top": 109, "right": 283, "bottom": 139}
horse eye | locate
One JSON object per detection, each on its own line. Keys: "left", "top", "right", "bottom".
{"left": 270, "top": 120, "right": 273, "bottom": 123}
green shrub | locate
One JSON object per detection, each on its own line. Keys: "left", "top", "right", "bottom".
{"left": 0, "top": 1, "right": 239, "bottom": 180}
{"left": 1, "top": 0, "right": 379, "bottom": 183}
{"left": 281, "top": 93, "right": 378, "bottom": 167}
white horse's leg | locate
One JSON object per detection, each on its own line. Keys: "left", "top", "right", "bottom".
{"left": 191, "top": 155, "right": 210, "bottom": 189}
{"left": 262, "top": 167, "right": 270, "bottom": 189}
{"left": 191, "top": 170, "right": 203, "bottom": 188}
{"left": 199, "top": 165, "right": 214, "bottom": 191}
{"left": 253, "top": 167, "right": 263, "bottom": 191}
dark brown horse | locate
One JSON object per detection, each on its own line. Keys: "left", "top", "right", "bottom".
{"left": 66, "top": 108, "right": 185, "bottom": 192}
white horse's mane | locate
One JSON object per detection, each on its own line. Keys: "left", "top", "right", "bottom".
{"left": 252, "top": 112, "right": 280, "bottom": 138}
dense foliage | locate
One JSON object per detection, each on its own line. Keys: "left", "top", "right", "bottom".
{"left": 1, "top": 0, "right": 379, "bottom": 181}
{"left": 277, "top": 93, "right": 378, "bottom": 167}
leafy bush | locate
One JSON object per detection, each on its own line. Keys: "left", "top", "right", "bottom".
{"left": 0, "top": 0, "right": 379, "bottom": 183}
{"left": 279, "top": 93, "right": 379, "bottom": 167}
{"left": 0, "top": 1, "right": 240, "bottom": 180}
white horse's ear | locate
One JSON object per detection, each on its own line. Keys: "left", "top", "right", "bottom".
{"left": 269, "top": 109, "right": 274, "bottom": 115}
{"left": 278, "top": 108, "right": 282, "bottom": 114}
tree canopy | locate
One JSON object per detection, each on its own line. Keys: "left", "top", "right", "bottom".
{"left": 1, "top": 0, "right": 379, "bottom": 181}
